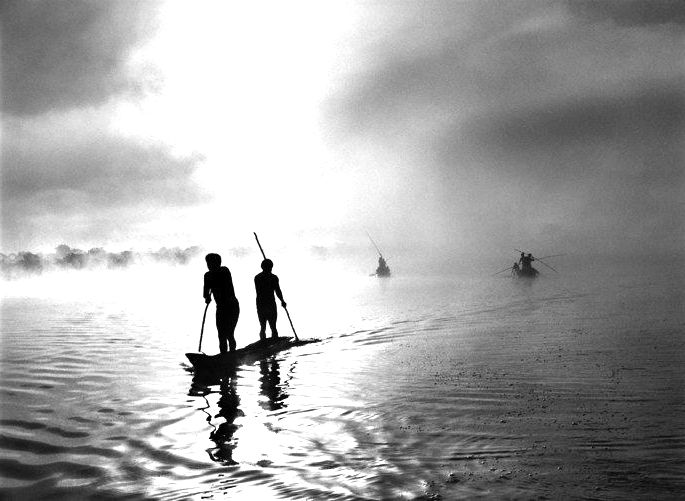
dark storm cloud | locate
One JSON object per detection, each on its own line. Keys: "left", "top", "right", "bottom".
{"left": 461, "top": 82, "right": 685, "bottom": 167}
{"left": 570, "top": 0, "right": 685, "bottom": 26}
{"left": 0, "top": 0, "right": 160, "bottom": 116}
{"left": 323, "top": 1, "right": 684, "bottom": 257}
{"left": 329, "top": 0, "right": 684, "bottom": 140}
{"left": 1, "top": 113, "right": 205, "bottom": 249}
{"left": 2, "top": 123, "right": 204, "bottom": 213}
{"left": 450, "top": 81, "right": 684, "bottom": 256}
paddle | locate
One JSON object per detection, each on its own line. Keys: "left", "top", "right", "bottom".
{"left": 253, "top": 232, "right": 299, "bottom": 341}
{"left": 535, "top": 258, "right": 559, "bottom": 274}
{"left": 492, "top": 266, "right": 514, "bottom": 276}
{"left": 198, "top": 301, "right": 209, "bottom": 353}
{"left": 537, "top": 253, "right": 566, "bottom": 260}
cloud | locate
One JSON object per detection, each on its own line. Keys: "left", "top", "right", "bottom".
{"left": 451, "top": 83, "right": 685, "bottom": 253}
{"left": 570, "top": 0, "right": 685, "bottom": 26}
{"left": 322, "top": 1, "right": 684, "bottom": 257}
{"left": 329, "top": 3, "right": 683, "bottom": 141}
{"left": 1, "top": 110, "right": 205, "bottom": 250}
{"left": 0, "top": 0, "right": 160, "bottom": 116}
{"left": 460, "top": 82, "right": 685, "bottom": 171}
{"left": 2, "top": 115, "right": 203, "bottom": 210}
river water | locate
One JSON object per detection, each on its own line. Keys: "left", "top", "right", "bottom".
{"left": 1, "top": 259, "right": 683, "bottom": 499}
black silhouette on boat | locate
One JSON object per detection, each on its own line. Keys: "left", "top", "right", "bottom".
{"left": 186, "top": 336, "right": 317, "bottom": 374}
{"left": 367, "top": 233, "right": 391, "bottom": 277}
{"left": 514, "top": 265, "right": 539, "bottom": 279}
{"left": 493, "top": 250, "right": 563, "bottom": 280}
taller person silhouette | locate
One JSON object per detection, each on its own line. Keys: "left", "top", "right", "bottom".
{"left": 203, "top": 253, "right": 240, "bottom": 353}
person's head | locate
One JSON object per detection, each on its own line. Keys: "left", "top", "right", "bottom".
{"left": 527, "top": 253, "right": 532, "bottom": 257}
{"left": 205, "top": 253, "right": 221, "bottom": 271}
{"left": 261, "top": 258, "right": 273, "bottom": 272}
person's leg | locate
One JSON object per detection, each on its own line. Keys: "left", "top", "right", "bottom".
{"left": 216, "top": 307, "right": 228, "bottom": 354}
{"left": 257, "top": 307, "right": 267, "bottom": 340}
{"left": 268, "top": 308, "right": 278, "bottom": 338}
{"left": 227, "top": 302, "right": 239, "bottom": 352}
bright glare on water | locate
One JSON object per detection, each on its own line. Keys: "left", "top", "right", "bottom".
{"left": 1, "top": 258, "right": 684, "bottom": 499}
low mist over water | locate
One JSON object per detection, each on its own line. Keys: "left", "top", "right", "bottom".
{"left": 1, "top": 245, "right": 202, "bottom": 280}
{"left": 1, "top": 259, "right": 683, "bottom": 499}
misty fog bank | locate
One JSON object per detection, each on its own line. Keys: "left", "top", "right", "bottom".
{"left": 1, "top": 244, "right": 203, "bottom": 279}
{"left": 2, "top": 241, "right": 683, "bottom": 286}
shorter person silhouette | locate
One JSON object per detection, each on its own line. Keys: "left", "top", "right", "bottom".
{"left": 203, "top": 253, "right": 240, "bottom": 353}
{"left": 254, "top": 259, "right": 286, "bottom": 340}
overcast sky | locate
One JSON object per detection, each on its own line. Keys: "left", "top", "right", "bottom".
{"left": 1, "top": 0, "right": 683, "bottom": 263}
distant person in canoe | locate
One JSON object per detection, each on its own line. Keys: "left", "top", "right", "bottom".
{"left": 520, "top": 253, "right": 535, "bottom": 272}
{"left": 203, "top": 253, "right": 240, "bottom": 353}
{"left": 512, "top": 262, "right": 520, "bottom": 275}
{"left": 254, "top": 259, "right": 286, "bottom": 341}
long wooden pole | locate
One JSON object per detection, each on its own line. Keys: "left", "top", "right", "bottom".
{"left": 515, "top": 248, "right": 559, "bottom": 273}
{"left": 253, "top": 232, "right": 299, "bottom": 341}
{"left": 366, "top": 231, "right": 384, "bottom": 257}
{"left": 198, "top": 301, "right": 209, "bottom": 352}
{"left": 492, "top": 266, "right": 514, "bottom": 276}
{"left": 254, "top": 232, "right": 267, "bottom": 260}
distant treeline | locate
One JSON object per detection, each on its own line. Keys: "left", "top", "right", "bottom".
{"left": 1, "top": 244, "right": 202, "bottom": 278}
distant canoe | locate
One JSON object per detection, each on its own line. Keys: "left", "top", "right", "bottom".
{"left": 186, "top": 336, "right": 318, "bottom": 371}
{"left": 367, "top": 233, "right": 391, "bottom": 277}
{"left": 375, "top": 256, "right": 391, "bottom": 277}
{"left": 375, "top": 266, "right": 391, "bottom": 277}
{"left": 514, "top": 267, "right": 539, "bottom": 279}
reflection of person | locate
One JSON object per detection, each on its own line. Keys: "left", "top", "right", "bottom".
{"left": 259, "top": 358, "right": 287, "bottom": 411}
{"left": 203, "top": 253, "right": 240, "bottom": 353}
{"left": 208, "top": 377, "right": 242, "bottom": 464}
{"left": 254, "top": 259, "right": 286, "bottom": 340}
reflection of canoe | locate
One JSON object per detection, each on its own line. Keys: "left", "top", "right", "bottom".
{"left": 186, "top": 337, "right": 318, "bottom": 371}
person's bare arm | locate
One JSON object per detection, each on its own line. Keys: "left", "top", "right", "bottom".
{"left": 275, "top": 277, "right": 286, "bottom": 307}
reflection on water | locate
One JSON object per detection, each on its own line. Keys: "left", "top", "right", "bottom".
{"left": 259, "top": 358, "right": 289, "bottom": 412}
{"left": 191, "top": 356, "right": 291, "bottom": 467}
{"left": 208, "top": 377, "right": 242, "bottom": 465}
{"left": 1, "top": 262, "right": 684, "bottom": 499}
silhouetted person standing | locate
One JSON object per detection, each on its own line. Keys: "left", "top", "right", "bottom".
{"left": 204, "top": 253, "right": 240, "bottom": 353}
{"left": 254, "top": 259, "right": 286, "bottom": 340}
{"left": 519, "top": 253, "right": 535, "bottom": 272}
